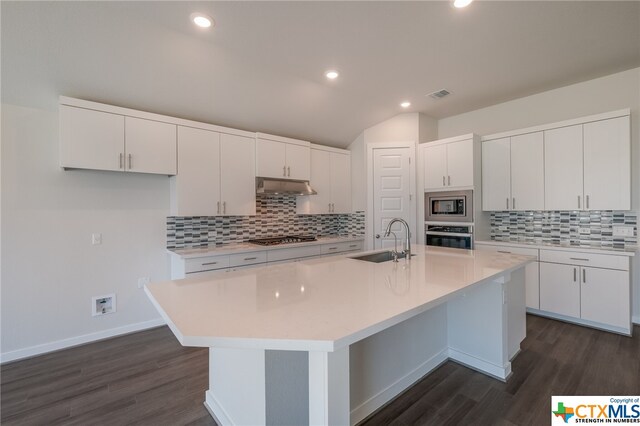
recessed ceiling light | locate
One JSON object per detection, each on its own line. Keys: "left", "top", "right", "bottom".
{"left": 191, "top": 13, "right": 213, "bottom": 28}
{"left": 453, "top": 0, "right": 473, "bottom": 8}
{"left": 325, "top": 70, "right": 339, "bottom": 80}
{"left": 400, "top": 101, "right": 411, "bottom": 108}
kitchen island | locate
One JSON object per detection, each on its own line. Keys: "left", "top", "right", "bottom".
{"left": 145, "top": 245, "right": 532, "bottom": 425}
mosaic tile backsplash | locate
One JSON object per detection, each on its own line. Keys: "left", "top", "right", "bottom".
{"left": 490, "top": 211, "right": 638, "bottom": 249}
{"left": 167, "top": 195, "right": 365, "bottom": 249}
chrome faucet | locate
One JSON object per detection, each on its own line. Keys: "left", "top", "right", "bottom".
{"left": 384, "top": 218, "right": 411, "bottom": 260}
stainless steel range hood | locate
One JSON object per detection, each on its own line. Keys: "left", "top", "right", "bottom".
{"left": 256, "top": 177, "right": 317, "bottom": 196}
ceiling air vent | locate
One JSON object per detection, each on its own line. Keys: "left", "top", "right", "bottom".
{"left": 427, "top": 89, "right": 451, "bottom": 100}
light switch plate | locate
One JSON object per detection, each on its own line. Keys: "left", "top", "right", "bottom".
{"left": 613, "top": 226, "right": 634, "bottom": 237}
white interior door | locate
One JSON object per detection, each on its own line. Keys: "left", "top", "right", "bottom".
{"left": 373, "top": 148, "right": 412, "bottom": 250}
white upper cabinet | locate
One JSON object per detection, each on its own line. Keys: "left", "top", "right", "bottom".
{"left": 423, "top": 137, "right": 474, "bottom": 190}
{"left": 171, "top": 127, "right": 256, "bottom": 216}
{"left": 125, "top": 117, "right": 177, "bottom": 175}
{"left": 60, "top": 105, "right": 125, "bottom": 172}
{"left": 171, "top": 127, "right": 221, "bottom": 217}
{"left": 483, "top": 109, "right": 630, "bottom": 211}
{"left": 482, "top": 138, "right": 511, "bottom": 211}
{"left": 583, "top": 116, "right": 630, "bottom": 210}
{"left": 545, "top": 116, "right": 630, "bottom": 211}
{"left": 482, "top": 132, "right": 544, "bottom": 211}
{"left": 510, "top": 132, "right": 544, "bottom": 211}
{"left": 544, "top": 125, "right": 584, "bottom": 210}
{"left": 256, "top": 133, "right": 310, "bottom": 181}
{"left": 60, "top": 98, "right": 177, "bottom": 175}
{"left": 220, "top": 133, "right": 257, "bottom": 216}
{"left": 297, "top": 146, "right": 351, "bottom": 214}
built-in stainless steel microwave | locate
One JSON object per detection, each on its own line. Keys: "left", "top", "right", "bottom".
{"left": 425, "top": 190, "right": 473, "bottom": 223}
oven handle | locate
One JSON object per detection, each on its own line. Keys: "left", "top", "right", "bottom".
{"left": 425, "top": 231, "right": 473, "bottom": 238}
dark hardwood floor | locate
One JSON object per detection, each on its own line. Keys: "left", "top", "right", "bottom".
{"left": 2, "top": 315, "right": 639, "bottom": 425}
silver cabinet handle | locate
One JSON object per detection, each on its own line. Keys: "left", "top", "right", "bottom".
{"left": 128, "top": 154, "right": 132, "bottom": 169}
{"left": 119, "top": 153, "right": 123, "bottom": 169}
{"left": 287, "top": 166, "right": 291, "bottom": 177}
{"left": 283, "top": 165, "right": 286, "bottom": 177}
{"left": 583, "top": 269, "right": 586, "bottom": 283}
{"left": 570, "top": 257, "right": 589, "bottom": 261}
{"left": 512, "top": 198, "right": 516, "bottom": 210}
{"left": 497, "top": 250, "right": 512, "bottom": 254}
{"left": 448, "top": 175, "right": 451, "bottom": 186}
{"left": 202, "top": 261, "right": 218, "bottom": 266}
{"left": 506, "top": 198, "right": 509, "bottom": 210}
{"left": 244, "top": 257, "right": 257, "bottom": 261}
{"left": 578, "top": 195, "right": 581, "bottom": 209}
{"left": 217, "top": 201, "right": 220, "bottom": 215}
{"left": 332, "top": 203, "right": 335, "bottom": 212}
{"left": 573, "top": 267, "right": 577, "bottom": 282}
{"left": 328, "top": 203, "right": 331, "bottom": 212}
{"left": 349, "top": 244, "right": 358, "bottom": 248}
{"left": 442, "top": 176, "right": 445, "bottom": 186}
{"left": 328, "top": 247, "right": 337, "bottom": 251}
{"left": 223, "top": 201, "right": 226, "bottom": 215}
{"left": 586, "top": 195, "right": 590, "bottom": 209}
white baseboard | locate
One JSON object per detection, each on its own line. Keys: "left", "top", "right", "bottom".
{"left": 0, "top": 318, "right": 165, "bottom": 364}
{"left": 205, "top": 390, "right": 235, "bottom": 426}
{"left": 350, "top": 349, "right": 449, "bottom": 425}
{"left": 448, "top": 348, "right": 510, "bottom": 381}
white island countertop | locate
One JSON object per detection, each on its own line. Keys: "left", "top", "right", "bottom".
{"left": 145, "top": 245, "right": 532, "bottom": 352}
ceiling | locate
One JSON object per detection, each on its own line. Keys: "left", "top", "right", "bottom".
{"left": 2, "top": 1, "right": 639, "bottom": 148}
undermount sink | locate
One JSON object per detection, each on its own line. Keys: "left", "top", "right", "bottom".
{"left": 350, "top": 251, "right": 416, "bottom": 263}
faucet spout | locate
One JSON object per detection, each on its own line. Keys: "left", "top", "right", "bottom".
{"left": 383, "top": 218, "right": 412, "bottom": 260}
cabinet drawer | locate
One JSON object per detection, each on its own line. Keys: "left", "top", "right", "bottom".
{"left": 539, "top": 250, "right": 629, "bottom": 270}
{"left": 229, "top": 251, "right": 267, "bottom": 268}
{"left": 321, "top": 241, "right": 363, "bottom": 255}
{"left": 267, "top": 245, "right": 322, "bottom": 262}
{"left": 185, "top": 255, "right": 230, "bottom": 273}
{"left": 476, "top": 244, "right": 539, "bottom": 259}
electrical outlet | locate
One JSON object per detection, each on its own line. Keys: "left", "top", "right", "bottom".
{"left": 92, "top": 294, "right": 116, "bottom": 316}
{"left": 613, "top": 226, "right": 634, "bottom": 237}
{"left": 137, "top": 277, "right": 150, "bottom": 289}
{"left": 578, "top": 228, "right": 590, "bottom": 235}
{"left": 91, "top": 233, "right": 102, "bottom": 245}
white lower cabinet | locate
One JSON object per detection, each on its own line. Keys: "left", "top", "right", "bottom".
{"left": 538, "top": 249, "right": 631, "bottom": 334}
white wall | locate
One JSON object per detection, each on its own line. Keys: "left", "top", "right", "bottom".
{"left": 1, "top": 104, "right": 169, "bottom": 361}
{"left": 438, "top": 67, "right": 640, "bottom": 323}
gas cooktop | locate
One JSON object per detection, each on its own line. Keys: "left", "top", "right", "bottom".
{"left": 248, "top": 235, "right": 317, "bottom": 246}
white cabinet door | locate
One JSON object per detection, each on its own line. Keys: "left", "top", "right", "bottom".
{"left": 423, "top": 143, "right": 447, "bottom": 190}
{"left": 481, "top": 138, "right": 511, "bottom": 211}
{"left": 285, "top": 144, "right": 311, "bottom": 180}
{"left": 256, "top": 138, "right": 287, "bottom": 178}
{"left": 220, "top": 134, "right": 256, "bottom": 216}
{"left": 510, "top": 132, "right": 544, "bottom": 211}
{"left": 60, "top": 105, "right": 125, "bottom": 172}
{"left": 539, "top": 262, "right": 581, "bottom": 318}
{"left": 125, "top": 117, "right": 176, "bottom": 175}
{"left": 172, "top": 127, "right": 220, "bottom": 216}
{"left": 446, "top": 139, "right": 474, "bottom": 188}
{"left": 580, "top": 267, "right": 629, "bottom": 329}
{"left": 583, "top": 116, "right": 630, "bottom": 211}
{"left": 544, "top": 125, "right": 583, "bottom": 210}
{"left": 330, "top": 152, "right": 351, "bottom": 213}
{"left": 298, "top": 149, "right": 331, "bottom": 214}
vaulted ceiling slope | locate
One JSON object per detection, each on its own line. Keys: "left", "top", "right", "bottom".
{"left": 2, "top": 1, "right": 639, "bottom": 148}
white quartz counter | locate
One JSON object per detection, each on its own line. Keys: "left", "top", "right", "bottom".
{"left": 168, "top": 235, "right": 365, "bottom": 259}
{"left": 146, "top": 245, "right": 532, "bottom": 352}
{"left": 475, "top": 240, "right": 636, "bottom": 256}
